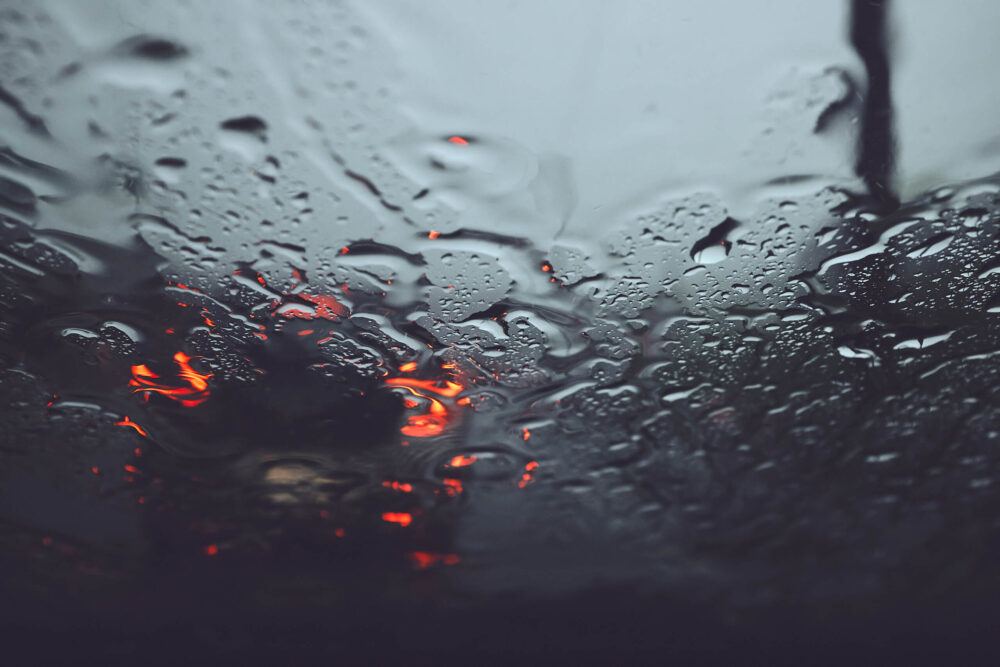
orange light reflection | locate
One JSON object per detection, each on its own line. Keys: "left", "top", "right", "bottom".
{"left": 410, "top": 551, "right": 460, "bottom": 569}
{"left": 448, "top": 455, "right": 476, "bottom": 468}
{"left": 115, "top": 416, "right": 148, "bottom": 437}
{"left": 382, "top": 481, "right": 414, "bottom": 493}
{"left": 129, "top": 351, "right": 212, "bottom": 407}
{"left": 381, "top": 512, "right": 413, "bottom": 527}
{"left": 385, "top": 377, "right": 464, "bottom": 437}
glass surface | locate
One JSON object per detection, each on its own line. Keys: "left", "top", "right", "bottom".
{"left": 2, "top": 0, "right": 999, "bottom": 661}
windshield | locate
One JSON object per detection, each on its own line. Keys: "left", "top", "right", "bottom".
{"left": 2, "top": 0, "right": 999, "bottom": 661}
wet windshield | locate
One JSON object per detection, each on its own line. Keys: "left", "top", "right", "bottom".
{"left": 2, "top": 0, "right": 999, "bottom": 661}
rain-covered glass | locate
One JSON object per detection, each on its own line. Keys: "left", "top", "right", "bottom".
{"left": 2, "top": 0, "right": 1000, "bottom": 661}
